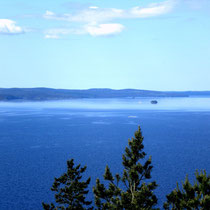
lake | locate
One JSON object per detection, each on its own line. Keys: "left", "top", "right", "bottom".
{"left": 0, "top": 97, "right": 210, "bottom": 209}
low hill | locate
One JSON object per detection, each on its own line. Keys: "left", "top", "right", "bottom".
{"left": 0, "top": 88, "right": 210, "bottom": 101}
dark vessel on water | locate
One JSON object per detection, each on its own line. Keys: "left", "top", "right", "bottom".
{"left": 151, "top": 100, "right": 158, "bottom": 104}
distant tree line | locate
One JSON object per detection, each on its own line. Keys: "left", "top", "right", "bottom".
{"left": 42, "top": 126, "right": 210, "bottom": 210}
{"left": 2, "top": 88, "right": 210, "bottom": 101}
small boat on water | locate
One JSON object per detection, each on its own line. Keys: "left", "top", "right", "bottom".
{"left": 151, "top": 100, "right": 158, "bottom": 104}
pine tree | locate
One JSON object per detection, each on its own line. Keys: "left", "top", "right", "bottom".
{"left": 42, "top": 159, "right": 92, "bottom": 210}
{"left": 163, "top": 170, "right": 210, "bottom": 210}
{"left": 93, "top": 126, "right": 158, "bottom": 209}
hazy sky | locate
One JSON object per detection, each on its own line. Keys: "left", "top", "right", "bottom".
{"left": 0, "top": 0, "right": 210, "bottom": 91}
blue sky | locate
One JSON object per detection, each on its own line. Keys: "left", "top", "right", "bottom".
{"left": 0, "top": 0, "right": 210, "bottom": 91}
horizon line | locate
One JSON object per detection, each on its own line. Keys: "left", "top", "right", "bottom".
{"left": 1, "top": 87, "right": 210, "bottom": 92}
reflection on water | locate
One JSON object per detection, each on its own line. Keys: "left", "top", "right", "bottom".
{"left": 0, "top": 97, "right": 210, "bottom": 111}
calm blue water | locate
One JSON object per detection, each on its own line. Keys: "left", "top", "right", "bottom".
{"left": 0, "top": 97, "right": 210, "bottom": 209}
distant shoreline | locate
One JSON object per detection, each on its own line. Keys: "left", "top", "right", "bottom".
{"left": 0, "top": 88, "right": 210, "bottom": 102}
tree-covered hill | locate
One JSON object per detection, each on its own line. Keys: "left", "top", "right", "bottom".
{"left": 0, "top": 88, "right": 210, "bottom": 101}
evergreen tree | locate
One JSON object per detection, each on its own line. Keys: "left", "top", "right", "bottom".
{"left": 93, "top": 126, "right": 158, "bottom": 209}
{"left": 164, "top": 170, "right": 210, "bottom": 210}
{"left": 42, "top": 159, "right": 92, "bottom": 210}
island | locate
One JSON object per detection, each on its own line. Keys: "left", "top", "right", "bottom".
{"left": 0, "top": 88, "right": 210, "bottom": 101}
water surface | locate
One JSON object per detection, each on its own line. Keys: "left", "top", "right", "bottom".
{"left": 0, "top": 97, "right": 209, "bottom": 209}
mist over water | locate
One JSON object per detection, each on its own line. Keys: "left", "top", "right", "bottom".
{"left": 0, "top": 97, "right": 210, "bottom": 111}
{"left": 0, "top": 97, "right": 210, "bottom": 209}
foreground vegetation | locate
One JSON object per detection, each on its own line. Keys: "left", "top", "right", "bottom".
{"left": 43, "top": 126, "right": 210, "bottom": 210}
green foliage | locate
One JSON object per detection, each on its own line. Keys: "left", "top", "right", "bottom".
{"left": 43, "top": 126, "right": 210, "bottom": 209}
{"left": 163, "top": 170, "right": 210, "bottom": 210}
{"left": 93, "top": 126, "right": 158, "bottom": 209}
{"left": 42, "top": 159, "right": 92, "bottom": 210}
